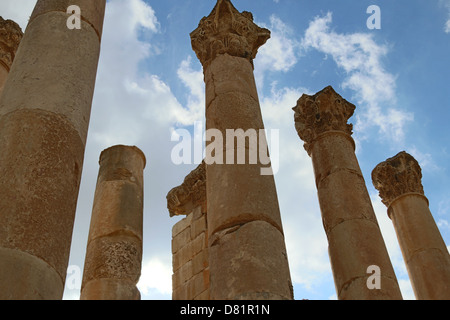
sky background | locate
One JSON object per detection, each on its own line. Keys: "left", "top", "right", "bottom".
{"left": 1, "top": 0, "right": 450, "bottom": 300}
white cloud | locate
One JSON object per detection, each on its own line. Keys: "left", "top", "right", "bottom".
{"left": 255, "top": 15, "right": 300, "bottom": 88}
{"left": 137, "top": 256, "right": 172, "bottom": 299}
{"left": 440, "top": 0, "right": 450, "bottom": 33}
{"left": 301, "top": 12, "right": 413, "bottom": 144}
{"left": 409, "top": 146, "right": 440, "bottom": 173}
{"left": 175, "top": 56, "right": 205, "bottom": 126}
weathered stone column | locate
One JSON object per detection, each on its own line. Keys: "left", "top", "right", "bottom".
{"left": 372, "top": 151, "right": 450, "bottom": 300}
{"left": 190, "top": 0, "right": 293, "bottom": 300}
{"left": 293, "top": 86, "right": 403, "bottom": 300}
{"left": 0, "top": 0, "right": 106, "bottom": 299}
{"left": 0, "top": 17, "right": 23, "bottom": 97}
{"left": 81, "top": 145, "right": 146, "bottom": 300}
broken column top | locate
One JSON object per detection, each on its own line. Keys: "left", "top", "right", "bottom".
{"left": 190, "top": 0, "right": 271, "bottom": 70}
{"left": 372, "top": 151, "right": 424, "bottom": 207}
{"left": 293, "top": 86, "right": 356, "bottom": 155}
{"left": 0, "top": 17, "right": 23, "bottom": 71}
{"left": 100, "top": 145, "right": 147, "bottom": 169}
{"left": 167, "top": 162, "right": 206, "bottom": 217}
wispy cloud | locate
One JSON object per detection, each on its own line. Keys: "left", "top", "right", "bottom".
{"left": 255, "top": 15, "right": 301, "bottom": 88}
{"left": 301, "top": 12, "right": 413, "bottom": 144}
{"left": 440, "top": 0, "right": 450, "bottom": 33}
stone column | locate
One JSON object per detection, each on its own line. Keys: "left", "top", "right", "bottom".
{"left": 0, "top": 17, "right": 23, "bottom": 96}
{"left": 0, "top": 0, "right": 106, "bottom": 299}
{"left": 190, "top": 0, "right": 293, "bottom": 300}
{"left": 293, "top": 86, "right": 403, "bottom": 300}
{"left": 372, "top": 151, "right": 450, "bottom": 300}
{"left": 81, "top": 145, "right": 146, "bottom": 300}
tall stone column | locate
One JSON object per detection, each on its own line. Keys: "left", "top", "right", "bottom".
{"left": 372, "top": 151, "right": 450, "bottom": 300}
{"left": 0, "top": 17, "right": 23, "bottom": 96}
{"left": 190, "top": 0, "right": 293, "bottom": 300}
{"left": 0, "top": 0, "right": 106, "bottom": 299}
{"left": 293, "top": 86, "right": 403, "bottom": 300}
{"left": 81, "top": 146, "right": 146, "bottom": 300}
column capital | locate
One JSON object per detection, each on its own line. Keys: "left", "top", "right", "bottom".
{"left": 190, "top": 0, "right": 270, "bottom": 70}
{"left": 372, "top": 151, "right": 424, "bottom": 207}
{"left": 167, "top": 162, "right": 206, "bottom": 217}
{"left": 0, "top": 17, "right": 23, "bottom": 71}
{"left": 293, "top": 86, "right": 356, "bottom": 155}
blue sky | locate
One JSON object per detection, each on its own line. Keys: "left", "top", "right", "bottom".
{"left": 2, "top": 0, "right": 450, "bottom": 300}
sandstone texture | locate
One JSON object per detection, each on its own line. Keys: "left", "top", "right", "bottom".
{"left": 0, "top": 0, "right": 106, "bottom": 299}
{"left": 293, "top": 86, "right": 403, "bottom": 300}
{"left": 184, "top": 0, "right": 293, "bottom": 300}
{"left": 373, "top": 152, "right": 450, "bottom": 300}
{"left": 81, "top": 145, "right": 146, "bottom": 300}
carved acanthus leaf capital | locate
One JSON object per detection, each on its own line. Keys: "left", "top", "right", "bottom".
{"left": 293, "top": 86, "right": 356, "bottom": 155}
{"left": 167, "top": 162, "right": 206, "bottom": 217}
{"left": 190, "top": 0, "right": 270, "bottom": 70}
{"left": 0, "top": 17, "right": 23, "bottom": 71}
{"left": 372, "top": 151, "right": 424, "bottom": 207}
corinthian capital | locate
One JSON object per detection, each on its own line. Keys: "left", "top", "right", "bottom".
{"left": 0, "top": 17, "right": 23, "bottom": 71}
{"left": 293, "top": 86, "right": 356, "bottom": 155}
{"left": 372, "top": 151, "right": 424, "bottom": 207}
{"left": 190, "top": 0, "right": 270, "bottom": 70}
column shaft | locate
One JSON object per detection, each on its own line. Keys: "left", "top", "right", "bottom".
{"left": 293, "top": 86, "right": 403, "bottom": 300}
{"left": 0, "top": 0, "right": 106, "bottom": 299}
{"left": 373, "top": 152, "right": 450, "bottom": 300}
{"left": 191, "top": 0, "right": 293, "bottom": 300}
{"left": 81, "top": 145, "right": 146, "bottom": 300}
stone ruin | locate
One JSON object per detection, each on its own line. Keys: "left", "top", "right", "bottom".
{"left": 0, "top": 0, "right": 448, "bottom": 300}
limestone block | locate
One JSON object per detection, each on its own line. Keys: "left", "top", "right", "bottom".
{"left": 206, "top": 163, "right": 283, "bottom": 237}
{"left": 205, "top": 54, "right": 259, "bottom": 108}
{"left": 208, "top": 220, "right": 292, "bottom": 300}
{"left": 82, "top": 235, "right": 142, "bottom": 285}
{"left": 81, "top": 279, "right": 140, "bottom": 301}
{"left": 172, "top": 214, "right": 193, "bottom": 238}
{"left": 172, "top": 226, "right": 191, "bottom": 254}
{"left": 310, "top": 133, "right": 359, "bottom": 187}
{"left": 317, "top": 169, "right": 379, "bottom": 234}
{"left": 173, "top": 232, "right": 207, "bottom": 272}
{"left": 327, "top": 219, "right": 402, "bottom": 300}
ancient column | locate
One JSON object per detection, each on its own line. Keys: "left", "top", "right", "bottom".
{"left": 0, "top": 17, "right": 23, "bottom": 96}
{"left": 81, "top": 145, "right": 146, "bottom": 300}
{"left": 372, "top": 151, "right": 450, "bottom": 300}
{"left": 190, "top": 0, "right": 293, "bottom": 300}
{"left": 293, "top": 86, "right": 403, "bottom": 300}
{"left": 0, "top": 0, "right": 106, "bottom": 299}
